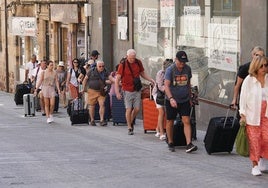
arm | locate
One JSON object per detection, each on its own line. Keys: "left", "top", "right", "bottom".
{"left": 82, "top": 75, "right": 88, "bottom": 92}
{"left": 164, "top": 79, "right": 177, "bottom": 108}
{"left": 34, "top": 71, "right": 44, "bottom": 95}
{"left": 140, "top": 71, "right": 155, "bottom": 85}
{"left": 105, "top": 74, "right": 113, "bottom": 85}
{"left": 231, "top": 77, "right": 244, "bottom": 107}
{"left": 77, "top": 73, "right": 84, "bottom": 83}
{"left": 55, "top": 73, "right": 61, "bottom": 94}
{"left": 115, "top": 74, "right": 122, "bottom": 99}
{"left": 239, "top": 78, "right": 248, "bottom": 124}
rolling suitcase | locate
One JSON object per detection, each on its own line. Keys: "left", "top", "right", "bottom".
{"left": 23, "top": 94, "right": 35, "bottom": 116}
{"left": 142, "top": 98, "right": 159, "bottom": 133}
{"left": 111, "top": 95, "right": 127, "bottom": 125}
{"left": 204, "top": 107, "right": 240, "bottom": 154}
{"left": 14, "top": 83, "right": 31, "bottom": 105}
{"left": 54, "top": 93, "right": 59, "bottom": 112}
{"left": 70, "top": 97, "right": 89, "bottom": 125}
{"left": 142, "top": 84, "right": 165, "bottom": 133}
{"left": 94, "top": 94, "right": 111, "bottom": 121}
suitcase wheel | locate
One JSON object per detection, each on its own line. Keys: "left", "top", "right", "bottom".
{"left": 32, "top": 114, "right": 35, "bottom": 116}
{"left": 144, "top": 130, "right": 147, "bottom": 134}
{"left": 24, "top": 114, "right": 27, "bottom": 117}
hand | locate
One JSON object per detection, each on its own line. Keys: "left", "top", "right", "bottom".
{"left": 116, "top": 93, "right": 122, "bottom": 100}
{"left": 170, "top": 98, "right": 177, "bottom": 108}
{"left": 240, "top": 115, "right": 246, "bottom": 126}
{"left": 33, "top": 90, "right": 37, "bottom": 97}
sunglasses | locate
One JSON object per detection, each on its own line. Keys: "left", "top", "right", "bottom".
{"left": 255, "top": 53, "right": 264, "bottom": 57}
{"left": 260, "top": 64, "right": 268, "bottom": 68}
{"left": 73, "top": 61, "right": 78, "bottom": 63}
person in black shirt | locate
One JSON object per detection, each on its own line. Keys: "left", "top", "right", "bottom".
{"left": 231, "top": 46, "right": 265, "bottom": 108}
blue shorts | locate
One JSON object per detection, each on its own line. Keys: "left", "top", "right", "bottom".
{"left": 165, "top": 99, "right": 191, "bottom": 120}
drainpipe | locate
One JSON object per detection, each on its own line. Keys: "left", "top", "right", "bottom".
{"left": 4, "top": 0, "right": 9, "bottom": 92}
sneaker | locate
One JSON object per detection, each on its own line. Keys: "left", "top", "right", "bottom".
{"left": 186, "top": 143, "right": 198, "bottom": 153}
{"left": 100, "top": 120, "right": 107, "bottom": 126}
{"left": 258, "top": 158, "right": 267, "bottom": 172}
{"left": 47, "top": 118, "right": 51, "bottom": 124}
{"left": 42, "top": 112, "right": 46, "bottom": 116}
{"left": 90, "top": 121, "right": 96, "bottom": 126}
{"left": 168, "top": 143, "right": 175, "bottom": 152}
{"left": 155, "top": 132, "right": 160, "bottom": 137}
{"left": 49, "top": 115, "right": 54, "bottom": 122}
{"left": 159, "top": 135, "right": 166, "bottom": 141}
{"left": 251, "top": 166, "right": 262, "bottom": 176}
{"left": 128, "top": 129, "right": 134, "bottom": 135}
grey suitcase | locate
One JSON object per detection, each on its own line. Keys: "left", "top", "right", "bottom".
{"left": 23, "top": 94, "right": 35, "bottom": 116}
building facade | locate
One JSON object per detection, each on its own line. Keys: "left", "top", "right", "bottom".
{"left": 0, "top": 0, "right": 267, "bottom": 125}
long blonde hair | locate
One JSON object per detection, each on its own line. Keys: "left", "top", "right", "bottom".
{"left": 248, "top": 56, "right": 267, "bottom": 77}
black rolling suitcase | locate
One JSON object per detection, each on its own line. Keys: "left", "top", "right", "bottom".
{"left": 111, "top": 95, "right": 127, "bottom": 125}
{"left": 94, "top": 94, "right": 111, "bottom": 121}
{"left": 204, "top": 107, "right": 240, "bottom": 154}
{"left": 169, "top": 106, "right": 196, "bottom": 146}
{"left": 14, "top": 83, "right": 31, "bottom": 105}
{"left": 70, "top": 97, "right": 89, "bottom": 125}
{"left": 54, "top": 93, "right": 59, "bottom": 112}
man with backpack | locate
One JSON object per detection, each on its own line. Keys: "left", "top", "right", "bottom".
{"left": 82, "top": 60, "right": 113, "bottom": 126}
{"left": 115, "top": 49, "right": 155, "bottom": 135}
{"left": 164, "top": 51, "right": 197, "bottom": 153}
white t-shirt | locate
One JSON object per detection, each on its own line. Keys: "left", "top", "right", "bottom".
{"left": 26, "top": 61, "right": 38, "bottom": 79}
{"left": 32, "top": 67, "right": 45, "bottom": 89}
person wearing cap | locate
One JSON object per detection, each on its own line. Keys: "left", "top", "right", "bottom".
{"left": 164, "top": 51, "right": 198, "bottom": 153}
{"left": 115, "top": 49, "right": 155, "bottom": 135}
{"left": 56, "top": 61, "right": 67, "bottom": 108}
{"left": 32, "top": 60, "right": 47, "bottom": 115}
{"left": 89, "top": 50, "right": 100, "bottom": 69}
{"left": 152, "top": 59, "right": 173, "bottom": 141}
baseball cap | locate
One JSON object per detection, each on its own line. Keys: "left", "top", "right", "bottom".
{"left": 91, "top": 50, "right": 100, "bottom": 56}
{"left": 58, "top": 61, "right": 64, "bottom": 67}
{"left": 176, "top": 51, "right": 189, "bottom": 63}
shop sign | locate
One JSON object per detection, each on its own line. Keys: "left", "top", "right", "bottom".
{"left": 138, "top": 8, "right": 158, "bottom": 47}
{"left": 208, "top": 23, "right": 238, "bottom": 72}
{"left": 160, "top": 0, "right": 175, "bottom": 28}
{"left": 51, "top": 4, "right": 78, "bottom": 23}
{"left": 11, "top": 17, "right": 37, "bottom": 37}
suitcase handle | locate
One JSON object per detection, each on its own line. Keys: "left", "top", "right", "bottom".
{"left": 223, "top": 104, "right": 237, "bottom": 128}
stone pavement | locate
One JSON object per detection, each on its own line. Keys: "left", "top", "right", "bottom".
{"left": 0, "top": 91, "right": 267, "bottom": 188}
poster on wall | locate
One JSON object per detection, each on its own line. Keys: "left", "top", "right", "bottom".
{"left": 184, "top": 6, "right": 201, "bottom": 37}
{"left": 208, "top": 23, "right": 238, "bottom": 72}
{"left": 138, "top": 8, "right": 158, "bottom": 47}
{"left": 160, "top": 0, "right": 175, "bottom": 28}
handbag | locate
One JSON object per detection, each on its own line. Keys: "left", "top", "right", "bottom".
{"left": 133, "top": 77, "right": 142, "bottom": 91}
{"left": 156, "top": 85, "right": 165, "bottom": 105}
{"left": 235, "top": 125, "right": 249, "bottom": 157}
